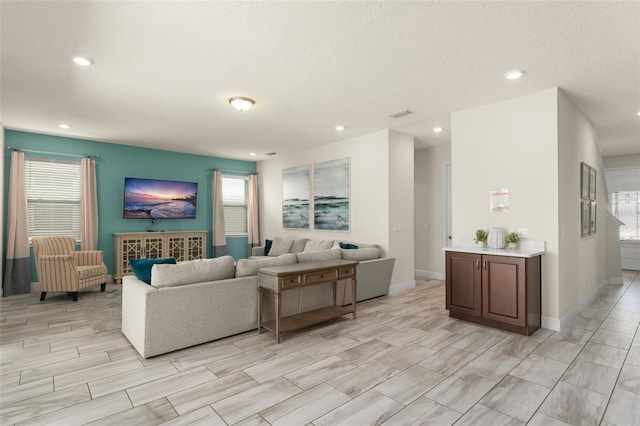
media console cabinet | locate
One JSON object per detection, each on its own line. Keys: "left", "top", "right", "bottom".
{"left": 257, "top": 259, "right": 358, "bottom": 343}
{"left": 444, "top": 244, "right": 544, "bottom": 335}
{"left": 114, "top": 230, "right": 207, "bottom": 283}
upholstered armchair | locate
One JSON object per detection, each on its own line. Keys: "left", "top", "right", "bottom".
{"left": 32, "top": 236, "right": 108, "bottom": 301}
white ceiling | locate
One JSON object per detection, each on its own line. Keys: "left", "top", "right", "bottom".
{"left": 2, "top": 1, "right": 639, "bottom": 160}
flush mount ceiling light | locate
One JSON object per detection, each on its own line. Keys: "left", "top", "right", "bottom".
{"left": 433, "top": 127, "right": 443, "bottom": 133}
{"left": 58, "top": 123, "right": 72, "bottom": 129}
{"left": 249, "top": 152, "right": 256, "bottom": 156}
{"left": 228, "top": 96, "right": 255, "bottom": 112}
{"left": 504, "top": 70, "right": 525, "bottom": 80}
{"left": 72, "top": 56, "right": 94, "bottom": 66}
{"left": 335, "top": 125, "right": 346, "bottom": 131}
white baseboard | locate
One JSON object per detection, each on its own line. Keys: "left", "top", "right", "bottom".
{"left": 610, "top": 276, "right": 623, "bottom": 285}
{"left": 559, "top": 277, "right": 611, "bottom": 330}
{"left": 415, "top": 269, "right": 445, "bottom": 280}
{"left": 390, "top": 280, "right": 416, "bottom": 294}
{"left": 541, "top": 316, "right": 561, "bottom": 331}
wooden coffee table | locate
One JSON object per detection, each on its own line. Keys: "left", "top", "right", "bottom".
{"left": 257, "top": 259, "right": 358, "bottom": 343}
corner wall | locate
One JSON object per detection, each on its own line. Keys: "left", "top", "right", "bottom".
{"left": 557, "top": 90, "right": 609, "bottom": 318}
{"left": 257, "top": 129, "right": 415, "bottom": 286}
{"left": 451, "top": 88, "right": 561, "bottom": 321}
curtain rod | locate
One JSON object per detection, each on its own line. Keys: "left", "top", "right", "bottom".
{"left": 6, "top": 146, "right": 100, "bottom": 160}
{"left": 209, "top": 167, "right": 257, "bottom": 175}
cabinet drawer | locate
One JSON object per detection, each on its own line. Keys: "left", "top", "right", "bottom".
{"left": 339, "top": 266, "right": 355, "bottom": 278}
{"left": 304, "top": 269, "right": 338, "bottom": 284}
{"left": 280, "top": 275, "right": 301, "bottom": 289}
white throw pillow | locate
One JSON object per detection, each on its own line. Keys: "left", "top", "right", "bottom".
{"left": 268, "top": 237, "right": 293, "bottom": 256}
{"left": 151, "top": 256, "right": 235, "bottom": 288}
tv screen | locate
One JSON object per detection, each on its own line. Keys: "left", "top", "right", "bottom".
{"left": 123, "top": 177, "right": 197, "bottom": 219}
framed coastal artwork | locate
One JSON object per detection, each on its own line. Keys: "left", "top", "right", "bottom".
{"left": 581, "top": 200, "right": 590, "bottom": 237}
{"left": 581, "top": 162, "right": 590, "bottom": 200}
{"left": 590, "top": 201, "right": 597, "bottom": 235}
{"left": 589, "top": 167, "right": 596, "bottom": 201}
{"left": 282, "top": 165, "right": 310, "bottom": 229}
{"left": 313, "top": 158, "right": 350, "bottom": 231}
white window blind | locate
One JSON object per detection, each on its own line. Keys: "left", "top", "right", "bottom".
{"left": 24, "top": 157, "right": 82, "bottom": 240}
{"left": 611, "top": 191, "right": 639, "bottom": 241}
{"left": 222, "top": 176, "right": 247, "bottom": 235}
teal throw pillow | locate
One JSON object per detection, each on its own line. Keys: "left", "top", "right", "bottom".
{"left": 129, "top": 258, "right": 176, "bottom": 284}
{"left": 265, "top": 239, "right": 273, "bottom": 256}
{"left": 339, "top": 242, "right": 358, "bottom": 249}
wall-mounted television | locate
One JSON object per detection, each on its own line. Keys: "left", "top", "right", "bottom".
{"left": 123, "top": 177, "right": 198, "bottom": 219}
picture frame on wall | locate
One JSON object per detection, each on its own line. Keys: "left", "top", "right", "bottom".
{"left": 282, "top": 165, "right": 310, "bottom": 229}
{"left": 581, "top": 200, "right": 590, "bottom": 237}
{"left": 580, "top": 162, "right": 590, "bottom": 199}
{"left": 313, "top": 157, "right": 350, "bottom": 231}
{"left": 590, "top": 202, "right": 597, "bottom": 234}
{"left": 589, "top": 166, "right": 596, "bottom": 201}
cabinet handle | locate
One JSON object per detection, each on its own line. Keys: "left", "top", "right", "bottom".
{"left": 483, "top": 260, "right": 487, "bottom": 270}
{"left": 476, "top": 260, "right": 480, "bottom": 270}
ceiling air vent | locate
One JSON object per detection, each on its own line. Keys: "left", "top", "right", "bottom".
{"left": 266, "top": 152, "right": 277, "bottom": 156}
{"left": 388, "top": 109, "right": 414, "bottom": 119}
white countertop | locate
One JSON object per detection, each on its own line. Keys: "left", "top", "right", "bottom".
{"left": 443, "top": 239, "right": 545, "bottom": 258}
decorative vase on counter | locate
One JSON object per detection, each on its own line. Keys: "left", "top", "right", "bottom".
{"left": 508, "top": 242, "right": 518, "bottom": 250}
{"left": 488, "top": 227, "right": 506, "bottom": 249}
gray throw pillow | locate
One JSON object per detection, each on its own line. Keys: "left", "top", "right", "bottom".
{"left": 268, "top": 237, "right": 294, "bottom": 256}
{"left": 303, "top": 239, "right": 334, "bottom": 252}
{"left": 289, "top": 238, "right": 308, "bottom": 253}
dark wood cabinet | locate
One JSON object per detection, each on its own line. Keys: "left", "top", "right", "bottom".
{"left": 445, "top": 251, "right": 541, "bottom": 335}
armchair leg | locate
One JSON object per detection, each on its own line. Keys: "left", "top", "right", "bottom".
{"left": 40, "top": 292, "right": 47, "bottom": 301}
{"left": 72, "top": 292, "right": 79, "bottom": 302}
{"left": 101, "top": 283, "right": 106, "bottom": 292}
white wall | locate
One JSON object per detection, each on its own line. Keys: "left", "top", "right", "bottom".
{"left": 604, "top": 154, "right": 640, "bottom": 169}
{"left": 1, "top": 125, "right": 4, "bottom": 297}
{"left": 258, "top": 129, "right": 414, "bottom": 286}
{"left": 414, "top": 143, "right": 451, "bottom": 277}
{"left": 557, "top": 90, "right": 609, "bottom": 317}
{"left": 388, "top": 130, "right": 415, "bottom": 286}
{"left": 451, "top": 88, "right": 561, "bottom": 320}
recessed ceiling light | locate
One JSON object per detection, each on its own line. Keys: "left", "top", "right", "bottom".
{"left": 433, "top": 127, "right": 443, "bottom": 133}
{"left": 504, "top": 70, "right": 525, "bottom": 80}
{"left": 335, "top": 125, "right": 346, "bottom": 131}
{"left": 249, "top": 152, "right": 256, "bottom": 156}
{"left": 58, "top": 123, "right": 72, "bottom": 129}
{"left": 228, "top": 97, "right": 255, "bottom": 112}
{"left": 637, "top": 111, "right": 640, "bottom": 116}
{"left": 72, "top": 56, "right": 94, "bottom": 66}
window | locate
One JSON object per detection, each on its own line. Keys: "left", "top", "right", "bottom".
{"left": 24, "top": 157, "right": 82, "bottom": 240}
{"left": 611, "top": 191, "right": 640, "bottom": 240}
{"left": 222, "top": 175, "right": 247, "bottom": 235}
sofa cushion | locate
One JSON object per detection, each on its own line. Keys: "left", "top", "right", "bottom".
{"left": 235, "top": 253, "right": 297, "bottom": 277}
{"left": 303, "top": 239, "right": 334, "bottom": 252}
{"left": 150, "top": 256, "right": 235, "bottom": 288}
{"left": 129, "top": 258, "right": 176, "bottom": 284}
{"left": 340, "top": 247, "right": 381, "bottom": 261}
{"left": 268, "top": 237, "right": 293, "bottom": 256}
{"left": 264, "top": 239, "right": 273, "bottom": 256}
{"left": 296, "top": 249, "right": 342, "bottom": 263}
{"left": 289, "top": 238, "right": 308, "bottom": 253}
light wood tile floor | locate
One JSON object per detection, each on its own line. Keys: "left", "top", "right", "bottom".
{"left": 1, "top": 271, "right": 639, "bottom": 425}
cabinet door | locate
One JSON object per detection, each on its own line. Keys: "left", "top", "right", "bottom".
{"left": 446, "top": 252, "right": 482, "bottom": 317}
{"left": 187, "top": 234, "right": 205, "bottom": 260}
{"left": 119, "top": 237, "right": 144, "bottom": 276}
{"left": 167, "top": 236, "right": 187, "bottom": 261}
{"left": 143, "top": 236, "right": 165, "bottom": 259}
{"left": 482, "top": 255, "right": 526, "bottom": 326}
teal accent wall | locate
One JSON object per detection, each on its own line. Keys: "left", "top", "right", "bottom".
{"left": 3, "top": 130, "right": 257, "bottom": 279}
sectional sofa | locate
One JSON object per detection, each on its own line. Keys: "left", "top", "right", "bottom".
{"left": 121, "top": 237, "right": 395, "bottom": 358}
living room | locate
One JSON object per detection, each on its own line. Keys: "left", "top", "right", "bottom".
{"left": 2, "top": 1, "right": 640, "bottom": 424}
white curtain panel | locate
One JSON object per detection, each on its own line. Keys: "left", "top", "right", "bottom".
{"left": 3, "top": 151, "right": 31, "bottom": 295}
{"left": 247, "top": 174, "right": 260, "bottom": 253}
{"left": 213, "top": 170, "right": 227, "bottom": 257}
{"left": 81, "top": 158, "right": 99, "bottom": 250}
